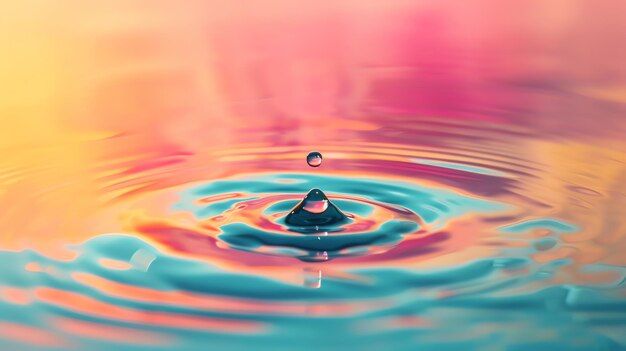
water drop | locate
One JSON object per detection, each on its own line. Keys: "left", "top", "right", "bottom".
{"left": 306, "top": 152, "right": 323, "bottom": 167}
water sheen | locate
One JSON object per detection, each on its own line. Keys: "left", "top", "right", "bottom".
{"left": 2, "top": 139, "right": 625, "bottom": 350}
{"left": 1, "top": 3, "right": 626, "bottom": 351}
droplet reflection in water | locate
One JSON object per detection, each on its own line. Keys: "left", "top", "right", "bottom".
{"left": 306, "top": 151, "right": 323, "bottom": 167}
{"left": 301, "top": 195, "right": 328, "bottom": 214}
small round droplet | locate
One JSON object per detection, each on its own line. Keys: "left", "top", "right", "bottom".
{"left": 306, "top": 152, "right": 322, "bottom": 167}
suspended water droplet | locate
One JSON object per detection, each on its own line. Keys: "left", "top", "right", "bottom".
{"left": 306, "top": 152, "right": 323, "bottom": 167}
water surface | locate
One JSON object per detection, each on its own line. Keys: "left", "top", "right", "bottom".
{"left": 1, "top": 2, "right": 626, "bottom": 350}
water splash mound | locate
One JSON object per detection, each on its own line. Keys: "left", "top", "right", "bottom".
{"left": 285, "top": 188, "right": 348, "bottom": 227}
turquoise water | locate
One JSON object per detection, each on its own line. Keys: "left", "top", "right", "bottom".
{"left": 175, "top": 173, "right": 504, "bottom": 259}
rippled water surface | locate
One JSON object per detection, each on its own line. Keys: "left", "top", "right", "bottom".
{"left": 2, "top": 2, "right": 626, "bottom": 350}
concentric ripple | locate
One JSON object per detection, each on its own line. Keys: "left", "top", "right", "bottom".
{"left": 166, "top": 173, "right": 505, "bottom": 262}
{"left": 1, "top": 145, "right": 625, "bottom": 351}
{"left": 1, "top": 123, "right": 625, "bottom": 350}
